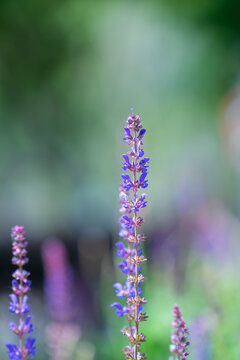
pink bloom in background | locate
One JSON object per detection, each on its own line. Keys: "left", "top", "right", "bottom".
{"left": 169, "top": 304, "right": 190, "bottom": 360}
{"left": 41, "top": 238, "right": 81, "bottom": 360}
{"left": 41, "top": 238, "right": 77, "bottom": 322}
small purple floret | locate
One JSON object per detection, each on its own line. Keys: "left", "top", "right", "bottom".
{"left": 111, "top": 302, "right": 129, "bottom": 317}
{"left": 25, "top": 337, "right": 36, "bottom": 357}
{"left": 5, "top": 343, "right": 21, "bottom": 360}
{"left": 116, "top": 241, "right": 125, "bottom": 257}
{"left": 138, "top": 128, "right": 146, "bottom": 140}
{"left": 118, "top": 259, "right": 130, "bottom": 274}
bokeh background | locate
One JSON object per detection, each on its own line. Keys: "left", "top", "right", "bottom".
{"left": 0, "top": 0, "right": 240, "bottom": 359}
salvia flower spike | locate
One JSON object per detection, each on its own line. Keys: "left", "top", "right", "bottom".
{"left": 6, "top": 226, "right": 36, "bottom": 360}
{"left": 111, "top": 112, "right": 149, "bottom": 360}
{"left": 169, "top": 304, "right": 190, "bottom": 360}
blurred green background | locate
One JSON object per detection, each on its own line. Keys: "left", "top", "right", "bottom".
{"left": 0, "top": 0, "right": 240, "bottom": 359}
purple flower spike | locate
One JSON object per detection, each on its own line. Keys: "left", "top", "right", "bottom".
{"left": 111, "top": 111, "right": 149, "bottom": 360}
{"left": 6, "top": 226, "right": 36, "bottom": 359}
{"left": 169, "top": 305, "right": 190, "bottom": 360}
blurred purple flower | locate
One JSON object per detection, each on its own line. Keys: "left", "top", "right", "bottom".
{"left": 169, "top": 304, "right": 190, "bottom": 360}
{"left": 41, "top": 238, "right": 81, "bottom": 360}
{"left": 41, "top": 238, "right": 77, "bottom": 322}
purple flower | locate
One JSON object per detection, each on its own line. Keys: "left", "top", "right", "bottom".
{"left": 122, "top": 154, "right": 131, "bottom": 171}
{"left": 12, "top": 269, "right": 30, "bottom": 282}
{"left": 9, "top": 316, "right": 33, "bottom": 336}
{"left": 123, "top": 127, "right": 133, "bottom": 143}
{"left": 6, "top": 226, "right": 35, "bottom": 359}
{"left": 21, "top": 296, "right": 30, "bottom": 314}
{"left": 169, "top": 305, "right": 190, "bottom": 360}
{"left": 6, "top": 336, "right": 36, "bottom": 360}
{"left": 113, "top": 282, "right": 125, "bottom": 297}
{"left": 112, "top": 112, "right": 149, "bottom": 360}
{"left": 116, "top": 241, "right": 125, "bottom": 257}
{"left": 5, "top": 344, "right": 21, "bottom": 360}
{"left": 120, "top": 215, "right": 132, "bottom": 228}
{"left": 9, "top": 294, "right": 18, "bottom": 313}
{"left": 111, "top": 302, "right": 129, "bottom": 317}
{"left": 118, "top": 226, "right": 129, "bottom": 238}
{"left": 122, "top": 174, "right": 133, "bottom": 190}
{"left": 25, "top": 338, "right": 36, "bottom": 357}
{"left": 41, "top": 238, "right": 77, "bottom": 322}
{"left": 138, "top": 148, "right": 144, "bottom": 157}
{"left": 12, "top": 279, "right": 31, "bottom": 295}
{"left": 9, "top": 294, "right": 30, "bottom": 314}
{"left": 127, "top": 283, "right": 136, "bottom": 297}
{"left": 139, "top": 157, "right": 150, "bottom": 170}
{"left": 120, "top": 193, "right": 147, "bottom": 213}
{"left": 138, "top": 128, "right": 146, "bottom": 140}
{"left": 132, "top": 194, "right": 147, "bottom": 212}
{"left": 118, "top": 259, "right": 130, "bottom": 274}
{"left": 139, "top": 171, "right": 148, "bottom": 188}
{"left": 113, "top": 281, "right": 140, "bottom": 298}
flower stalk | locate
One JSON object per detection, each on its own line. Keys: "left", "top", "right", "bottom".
{"left": 6, "top": 226, "right": 36, "bottom": 360}
{"left": 111, "top": 112, "right": 149, "bottom": 360}
{"left": 169, "top": 304, "right": 190, "bottom": 360}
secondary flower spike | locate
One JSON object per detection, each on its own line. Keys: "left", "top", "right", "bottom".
{"left": 111, "top": 112, "right": 149, "bottom": 360}
{"left": 6, "top": 226, "right": 36, "bottom": 360}
{"left": 169, "top": 304, "right": 190, "bottom": 360}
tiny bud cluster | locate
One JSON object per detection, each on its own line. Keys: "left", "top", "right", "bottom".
{"left": 6, "top": 226, "right": 36, "bottom": 360}
{"left": 169, "top": 305, "right": 190, "bottom": 360}
{"left": 111, "top": 112, "right": 149, "bottom": 360}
